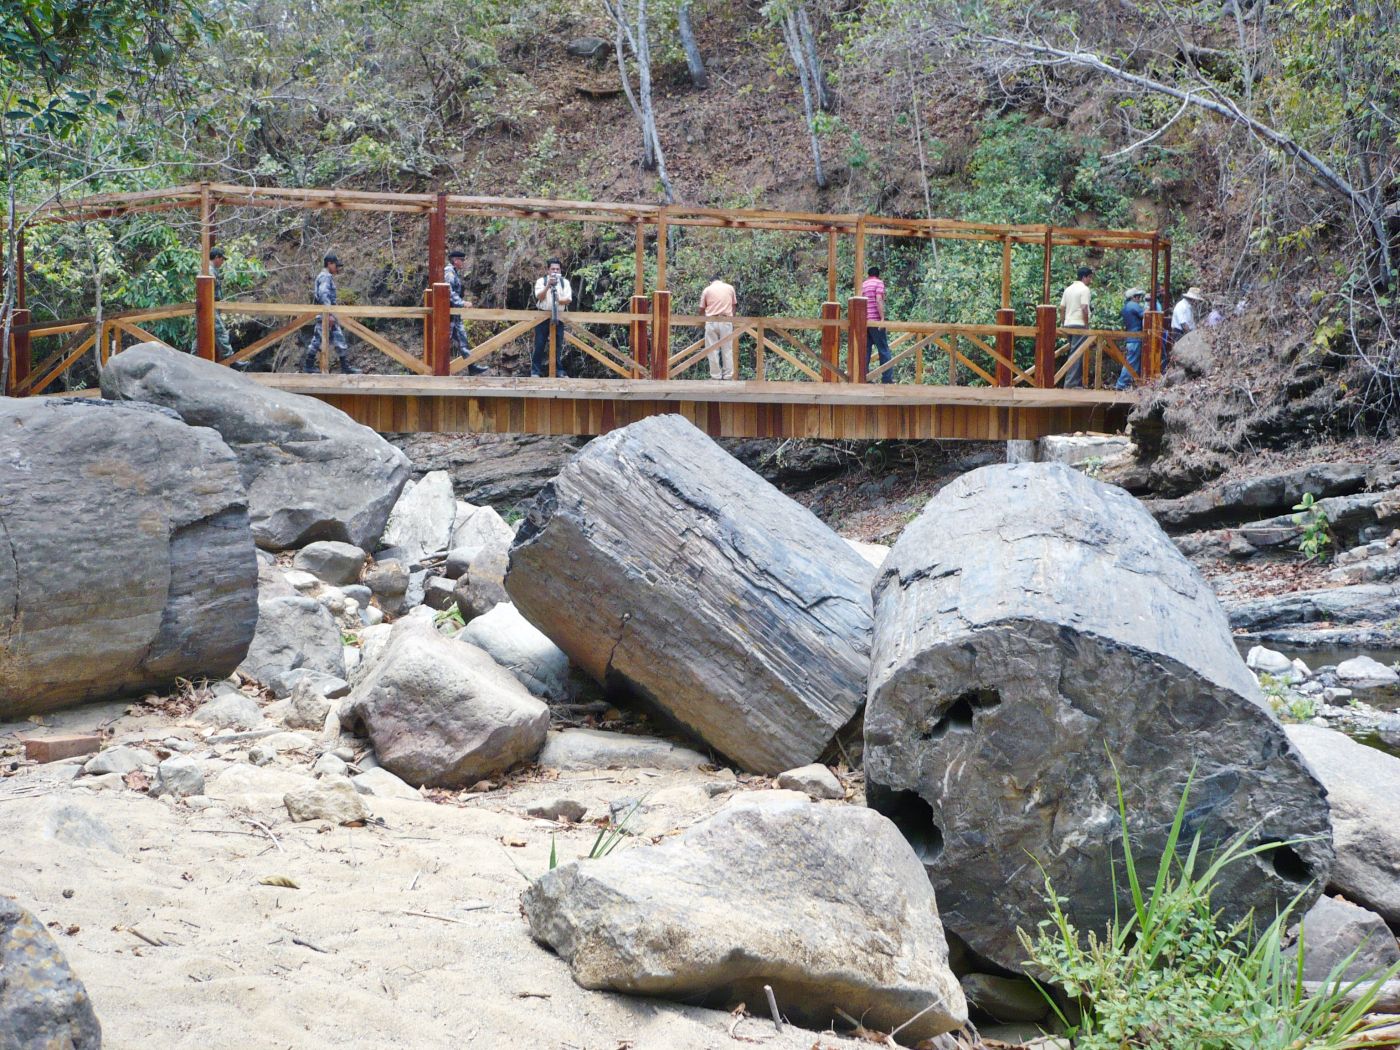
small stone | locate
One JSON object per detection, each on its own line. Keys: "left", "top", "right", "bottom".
{"left": 315, "top": 587, "right": 347, "bottom": 614}
{"left": 1336, "top": 656, "right": 1400, "bottom": 689}
{"left": 268, "top": 668, "right": 351, "bottom": 700}
{"left": 312, "top": 753, "right": 348, "bottom": 778}
{"left": 164, "top": 737, "right": 197, "bottom": 753}
{"left": 1247, "top": 645, "right": 1293, "bottom": 675}
{"left": 292, "top": 541, "right": 368, "bottom": 586}
{"left": 1291, "top": 658, "right": 1311, "bottom": 680}
{"left": 193, "top": 691, "right": 265, "bottom": 730}
{"left": 185, "top": 796, "right": 216, "bottom": 812}
{"left": 333, "top": 747, "right": 355, "bottom": 762}
{"left": 1323, "top": 687, "right": 1354, "bottom": 704}
{"left": 362, "top": 606, "right": 384, "bottom": 626}
{"left": 284, "top": 775, "right": 369, "bottom": 824}
{"left": 422, "top": 576, "right": 458, "bottom": 611}
{"left": 343, "top": 584, "right": 372, "bottom": 606}
{"left": 155, "top": 756, "right": 204, "bottom": 798}
{"left": 351, "top": 766, "right": 422, "bottom": 801}
{"left": 775, "top": 763, "right": 844, "bottom": 800}
{"left": 84, "top": 745, "right": 156, "bottom": 777}
{"left": 76, "top": 772, "right": 124, "bottom": 792}
{"left": 365, "top": 559, "right": 409, "bottom": 600}
{"left": 284, "top": 569, "right": 321, "bottom": 591}
{"left": 285, "top": 680, "right": 333, "bottom": 731}
{"left": 527, "top": 798, "right": 588, "bottom": 823}
{"left": 248, "top": 746, "right": 275, "bottom": 767}
{"left": 261, "top": 732, "right": 317, "bottom": 753}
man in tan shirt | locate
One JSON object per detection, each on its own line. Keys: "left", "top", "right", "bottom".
{"left": 699, "top": 274, "right": 738, "bottom": 380}
{"left": 1059, "top": 265, "right": 1093, "bottom": 388}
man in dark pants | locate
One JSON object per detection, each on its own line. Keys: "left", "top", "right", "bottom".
{"left": 446, "top": 249, "right": 487, "bottom": 375}
{"left": 531, "top": 258, "right": 571, "bottom": 378}
{"left": 303, "top": 253, "right": 361, "bottom": 373}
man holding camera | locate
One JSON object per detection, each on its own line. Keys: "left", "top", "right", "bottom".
{"left": 531, "top": 258, "right": 572, "bottom": 378}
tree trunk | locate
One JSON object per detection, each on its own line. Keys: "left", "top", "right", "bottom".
{"left": 676, "top": 1, "right": 707, "bottom": 89}
{"left": 634, "top": 0, "right": 675, "bottom": 202}
{"left": 782, "top": 11, "right": 827, "bottom": 189}
{"left": 795, "top": 4, "right": 832, "bottom": 111}
{"left": 506, "top": 415, "right": 875, "bottom": 774}
{"left": 865, "top": 462, "right": 1333, "bottom": 973}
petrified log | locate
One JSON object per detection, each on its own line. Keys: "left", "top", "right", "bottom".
{"left": 0, "top": 397, "right": 258, "bottom": 718}
{"left": 506, "top": 414, "right": 874, "bottom": 774}
{"left": 865, "top": 462, "right": 1332, "bottom": 973}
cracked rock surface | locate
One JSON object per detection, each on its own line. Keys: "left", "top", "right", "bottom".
{"left": 506, "top": 414, "right": 874, "bottom": 774}
{"left": 865, "top": 462, "right": 1333, "bottom": 972}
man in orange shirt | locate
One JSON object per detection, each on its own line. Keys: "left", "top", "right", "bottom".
{"left": 699, "top": 273, "right": 738, "bottom": 380}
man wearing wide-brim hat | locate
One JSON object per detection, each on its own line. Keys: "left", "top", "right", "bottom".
{"left": 1168, "top": 286, "right": 1205, "bottom": 367}
{"left": 1116, "top": 287, "right": 1147, "bottom": 390}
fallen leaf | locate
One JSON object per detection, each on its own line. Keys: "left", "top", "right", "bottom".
{"left": 258, "top": 876, "right": 299, "bottom": 889}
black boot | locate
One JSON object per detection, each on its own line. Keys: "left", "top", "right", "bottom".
{"left": 301, "top": 350, "right": 318, "bottom": 373}
{"left": 467, "top": 363, "right": 488, "bottom": 375}
{"left": 339, "top": 360, "right": 362, "bottom": 374}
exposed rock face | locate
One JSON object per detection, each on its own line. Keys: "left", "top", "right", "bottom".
{"left": 237, "top": 596, "right": 347, "bottom": 686}
{"left": 386, "top": 432, "right": 581, "bottom": 508}
{"left": 1227, "top": 584, "right": 1400, "bottom": 631}
{"left": 101, "top": 343, "right": 410, "bottom": 550}
{"left": 0, "top": 897, "right": 101, "bottom": 1049}
{"left": 507, "top": 414, "right": 875, "bottom": 774}
{"left": 379, "top": 471, "right": 456, "bottom": 566}
{"left": 1286, "top": 725, "right": 1400, "bottom": 924}
{"left": 523, "top": 793, "right": 967, "bottom": 1043}
{"left": 346, "top": 622, "right": 548, "bottom": 787}
{"left": 0, "top": 397, "right": 257, "bottom": 719}
{"left": 865, "top": 462, "right": 1333, "bottom": 973}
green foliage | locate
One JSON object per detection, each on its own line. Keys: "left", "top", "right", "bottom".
{"left": 1021, "top": 765, "right": 1400, "bottom": 1049}
{"left": 1292, "top": 492, "right": 1332, "bottom": 563}
{"left": 433, "top": 605, "right": 465, "bottom": 632}
{"left": 546, "top": 799, "right": 643, "bottom": 874}
{"left": 1258, "top": 673, "right": 1317, "bottom": 723}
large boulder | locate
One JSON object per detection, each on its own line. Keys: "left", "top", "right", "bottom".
{"left": 456, "top": 602, "right": 571, "bottom": 699}
{"left": 101, "top": 343, "right": 410, "bottom": 550}
{"left": 0, "top": 896, "right": 102, "bottom": 1049}
{"left": 449, "top": 501, "right": 515, "bottom": 553}
{"left": 291, "top": 541, "right": 367, "bottom": 586}
{"left": 507, "top": 414, "right": 875, "bottom": 774}
{"left": 452, "top": 545, "right": 509, "bottom": 622}
{"left": 237, "top": 595, "right": 347, "bottom": 686}
{"left": 0, "top": 397, "right": 257, "bottom": 719}
{"left": 345, "top": 621, "right": 548, "bottom": 787}
{"left": 1285, "top": 725, "right": 1400, "bottom": 924}
{"left": 865, "top": 463, "right": 1333, "bottom": 973}
{"left": 378, "top": 471, "right": 456, "bottom": 566}
{"left": 523, "top": 792, "right": 967, "bottom": 1044}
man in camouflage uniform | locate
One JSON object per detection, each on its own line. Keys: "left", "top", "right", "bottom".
{"left": 446, "top": 249, "right": 487, "bottom": 375}
{"left": 209, "top": 247, "right": 235, "bottom": 362}
{"left": 303, "top": 253, "right": 360, "bottom": 373}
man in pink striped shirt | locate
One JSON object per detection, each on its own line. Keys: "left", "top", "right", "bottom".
{"left": 861, "top": 267, "right": 892, "bottom": 383}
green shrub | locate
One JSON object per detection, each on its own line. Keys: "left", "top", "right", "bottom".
{"left": 1293, "top": 492, "right": 1333, "bottom": 562}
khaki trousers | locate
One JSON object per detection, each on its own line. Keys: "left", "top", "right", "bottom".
{"left": 704, "top": 320, "right": 735, "bottom": 380}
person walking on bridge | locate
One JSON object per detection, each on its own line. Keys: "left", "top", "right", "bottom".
{"left": 1115, "top": 288, "right": 1146, "bottom": 390}
{"left": 1059, "top": 266, "right": 1093, "bottom": 388}
{"left": 447, "top": 250, "right": 487, "bottom": 375}
{"left": 532, "top": 258, "right": 572, "bottom": 378}
{"left": 861, "top": 266, "right": 892, "bottom": 383}
{"left": 208, "top": 247, "right": 238, "bottom": 367}
{"left": 700, "top": 273, "right": 738, "bottom": 380}
{"left": 303, "top": 253, "right": 360, "bottom": 373}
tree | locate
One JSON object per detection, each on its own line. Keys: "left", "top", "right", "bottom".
{"left": 765, "top": 1, "right": 831, "bottom": 190}
{"left": 601, "top": 0, "right": 675, "bottom": 203}
{"left": 676, "top": 1, "right": 708, "bottom": 90}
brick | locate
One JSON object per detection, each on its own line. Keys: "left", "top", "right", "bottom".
{"left": 23, "top": 734, "right": 102, "bottom": 764}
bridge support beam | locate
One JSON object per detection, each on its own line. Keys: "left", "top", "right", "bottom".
{"left": 848, "top": 296, "right": 867, "bottom": 382}
{"left": 1035, "top": 304, "right": 1057, "bottom": 388}
{"left": 650, "top": 289, "right": 670, "bottom": 380}
{"left": 630, "top": 294, "right": 650, "bottom": 378}
{"left": 821, "top": 301, "right": 840, "bottom": 382}
{"left": 1143, "top": 309, "right": 1164, "bottom": 380}
{"left": 195, "top": 274, "right": 216, "bottom": 361}
{"left": 995, "top": 307, "right": 1014, "bottom": 387}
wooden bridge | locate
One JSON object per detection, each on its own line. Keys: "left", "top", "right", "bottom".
{"left": 3, "top": 183, "right": 1165, "bottom": 439}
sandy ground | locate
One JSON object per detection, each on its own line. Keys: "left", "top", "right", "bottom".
{"left": 0, "top": 701, "right": 870, "bottom": 1050}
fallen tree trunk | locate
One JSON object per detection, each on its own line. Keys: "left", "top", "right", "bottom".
{"left": 507, "top": 414, "right": 874, "bottom": 774}
{"left": 865, "top": 462, "right": 1333, "bottom": 973}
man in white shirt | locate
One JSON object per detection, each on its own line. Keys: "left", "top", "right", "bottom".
{"left": 1169, "top": 286, "right": 1204, "bottom": 367}
{"left": 532, "top": 257, "right": 572, "bottom": 377}
{"left": 1059, "top": 266, "right": 1093, "bottom": 388}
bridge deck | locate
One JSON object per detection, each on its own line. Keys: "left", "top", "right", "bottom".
{"left": 250, "top": 375, "right": 1134, "bottom": 440}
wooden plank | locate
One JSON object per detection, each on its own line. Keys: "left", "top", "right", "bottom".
{"left": 113, "top": 320, "right": 169, "bottom": 347}
{"left": 339, "top": 316, "right": 432, "bottom": 375}
{"left": 21, "top": 330, "right": 95, "bottom": 395}
{"left": 449, "top": 318, "right": 539, "bottom": 374}
{"left": 222, "top": 313, "right": 318, "bottom": 367}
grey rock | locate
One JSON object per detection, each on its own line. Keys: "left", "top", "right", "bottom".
{"left": 1336, "top": 655, "right": 1400, "bottom": 689}
{"left": 364, "top": 559, "right": 409, "bottom": 602}
{"left": 1290, "top": 895, "right": 1400, "bottom": 983}
{"left": 238, "top": 596, "right": 347, "bottom": 686}
{"left": 775, "top": 763, "right": 844, "bottom": 800}
{"left": 1037, "top": 434, "right": 1130, "bottom": 468}
{"left": 450, "top": 502, "right": 514, "bottom": 552}
{"left": 1228, "top": 585, "right": 1400, "bottom": 632}
{"left": 101, "top": 343, "right": 411, "bottom": 550}
{"left": 1285, "top": 725, "right": 1400, "bottom": 923}
{"left": 84, "top": 746, "right": 156, "bottom": 777}
{"left": 350, "top": 766, "right": 421, "bottom": 801}
{"left": 443, "top": 545, "right": 483, "bottom": 580}
{"left": 248, "top": 745, "right": 275, "bottom": 767}
{"left": 292, "top": 541, "right": 367, "bottom": 586}
{"left": 346, "top": 621, "right": 548, "bottom": 787}
{"left": 342, "top": 584, "right": 373, "bottom": 607}
{"left": 0, "top": 396, "right": 258, "bottom": 720}
{"left": 284, "top": 775, "right": 368, "bottom": 824}
{"left": 283, "top": 569, "right": 320, "bottom": 591}
{"left": 565, "top": 35, "right": 608, "bottom": 58}
{"left": 193, "top": 691, "right": 265, "bottom": 730}
{"left": 527, "top": 798, "right": 588, "bottom": 823}
{"left": 452, "top": 545, "right": 508, "bottom": 621}
{"left": 284, "top": 680, "right": 333, "bottom": 731}
{"left": 507, "top": 415, "right": 875, "bottom": 774}
{"left": 0, "top": 897, "right": 102, "bottom": 1049}
{"left": 422, "top": 576, "right": 457, "bottom": 611}
{"left": 268, "top": 668, "right": 350, "bottom": 700}
{"left": 960, "top": 973, "right": 1048, "bottom": 1023}
{"left": 537, "top": 729, "right": 710, "bottom": 772}
{"left": 379, "top": 471, "right": 456, "bottom": 566}
{"left": 457, "top": 602, "right": 571, "bottom": 699}
{"left": 1146, "top": 462, "right": 1372, "bottom": 531}
{"left": 403, "top": 569, "right": 429, "bottom": 611}
{"left": 1247, "top": 645, "right": 1294, "bottom": 675}
{"left": 386, "top": 432, "right": 580, "bottom": 508}
{"left": 866, "top": 463, "right": 1333, "bottom": 973}
{"left": 312, "top": 752, "right": 348, "bottom": 777}
{"left": 155, "top": 756, "right": 205, "bottom": 798}
{"left": 523, "top": 793, "right": 968, "bottom": 1041}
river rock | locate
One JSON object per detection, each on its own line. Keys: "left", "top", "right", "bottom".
{"left": 238, "top": 596, "right": 347, "bottom": 686}
{"left": 193, "top": 691, "right": 265, "bottom": 730}
{"left": 450, "top": 501, "right": 515, "bottom": 553}
{"left": 452, "top": 546, "right": 509, "bottom": 621}
{"left": 1247, "top": 645, "right": 1293, "bottom": 675}
{"left": 155, "top": 756, "right": 204, "bottom": 798}
{"left": 1290, "top": 895, "right": 1400, "bottom": 983}
{"left": 350, "top": 766, "right": 421, "bottom": 801}
{"left": 0, "top": 897, "right": 102, "bottom": 1049}
{"left": 84, "top": 746, "right": 156, "bottom": 778}
{"left": 0, "top": 397, "right": 258, "bottom": 719}
{"left": 537, "top": 729, "right": 710, "bottom": 772}
{"left": 284, "top": 775, "right": 368, "bottom": 824}
{"left": 101, "top": 342, "right": 409, "bottom": 549}
{"left": 345, "top": 621, "right": 548, "bottom": 787}
{"left": 379, "top": 471, "right": 456, "bottom": 566}
{"left": 523, "top": 792, "right": 967, "bottom": 1041}
{"left": 775, "top": 763, "right": 844, "bottom": 800}
{"left": 1285, "top": 724, "right": 1400, "bottom": 924}
{"left": 865, "top": 463, "right": 1333, "bottom": 973}
{"left": 1335, "top": 655, "right": 1400, "bottom": 689}
{"left": 292, "top": 541, "right": 367, "bottom": 586}
{"left": 507, "top": 414, "right": 875, "bottom": 774}
{"left": 457, "top": 602, "right": 570, "bottom": 699}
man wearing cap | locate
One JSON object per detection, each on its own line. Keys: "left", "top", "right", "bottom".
{"left": 1169, "top": 286, "right": 1204, "bottom": 366}
{"left": 446, "top": 250, "right": 487, "bottom": 375}
{"left": 1116, "top": 288, "right": 1146, "bottom": 390}
{"left": 1059, "top": 265, "right": 1093, "bottom": 388}
{"left": 209, "top": 247, "right": 234, "bottom": 363}
{"left": 303, "top": 253, "right": 360, "bottom": 374}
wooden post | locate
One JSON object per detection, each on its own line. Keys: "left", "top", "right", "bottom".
{"left": 199, "top": 182, "right": 212, "bottom": 277}
{"left": 634, "top": 222, "right": 645, "bottom": 296}
{"left": 1000, "top": 235, "right": 1012, "bottom": 311}
{"left": 319, "top": 314, "right": 331, "bottom": 373}
{"left": 1035, "top": 304, "right": 1057, "bottom": 388}
{"left": 821, "top": 301, "right": 840, "bottom": 382}
{"left": 848, "top": 296, "right": 868, "bottom": 383}
{"left": 1149, "top": 232, "right": 1160, "bottom": 306}
{"left": 195, "top": 273, "right": 216, "bottom": 360}
{"left": 656, "top": 214, "right": 668, "bottom": 291}
{"left": 995, "top": 306, "right": 1015, "bottom": 387}
{"left": 422, "top": 288, "right": 431, "bottom": 362}
{"left": 630, "top": 293, "right": 651, "bottom": 377}
{"left": 1143, "top": 309, "right": 1164, "bottom": 379}
{"left": 826, "top": 231, "right": 837, "bottom": 303}
{"left": 429, "top": 192, "right": 450, "bottom": 376}
{"left": 1041, "top": 227, "right": 1053, "bottom": 305}
{"left": 853, "top": 218, "right": 866, "bottom": 296}
{"left": 650, "top": 289, "right": 671, "bottom": 379}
